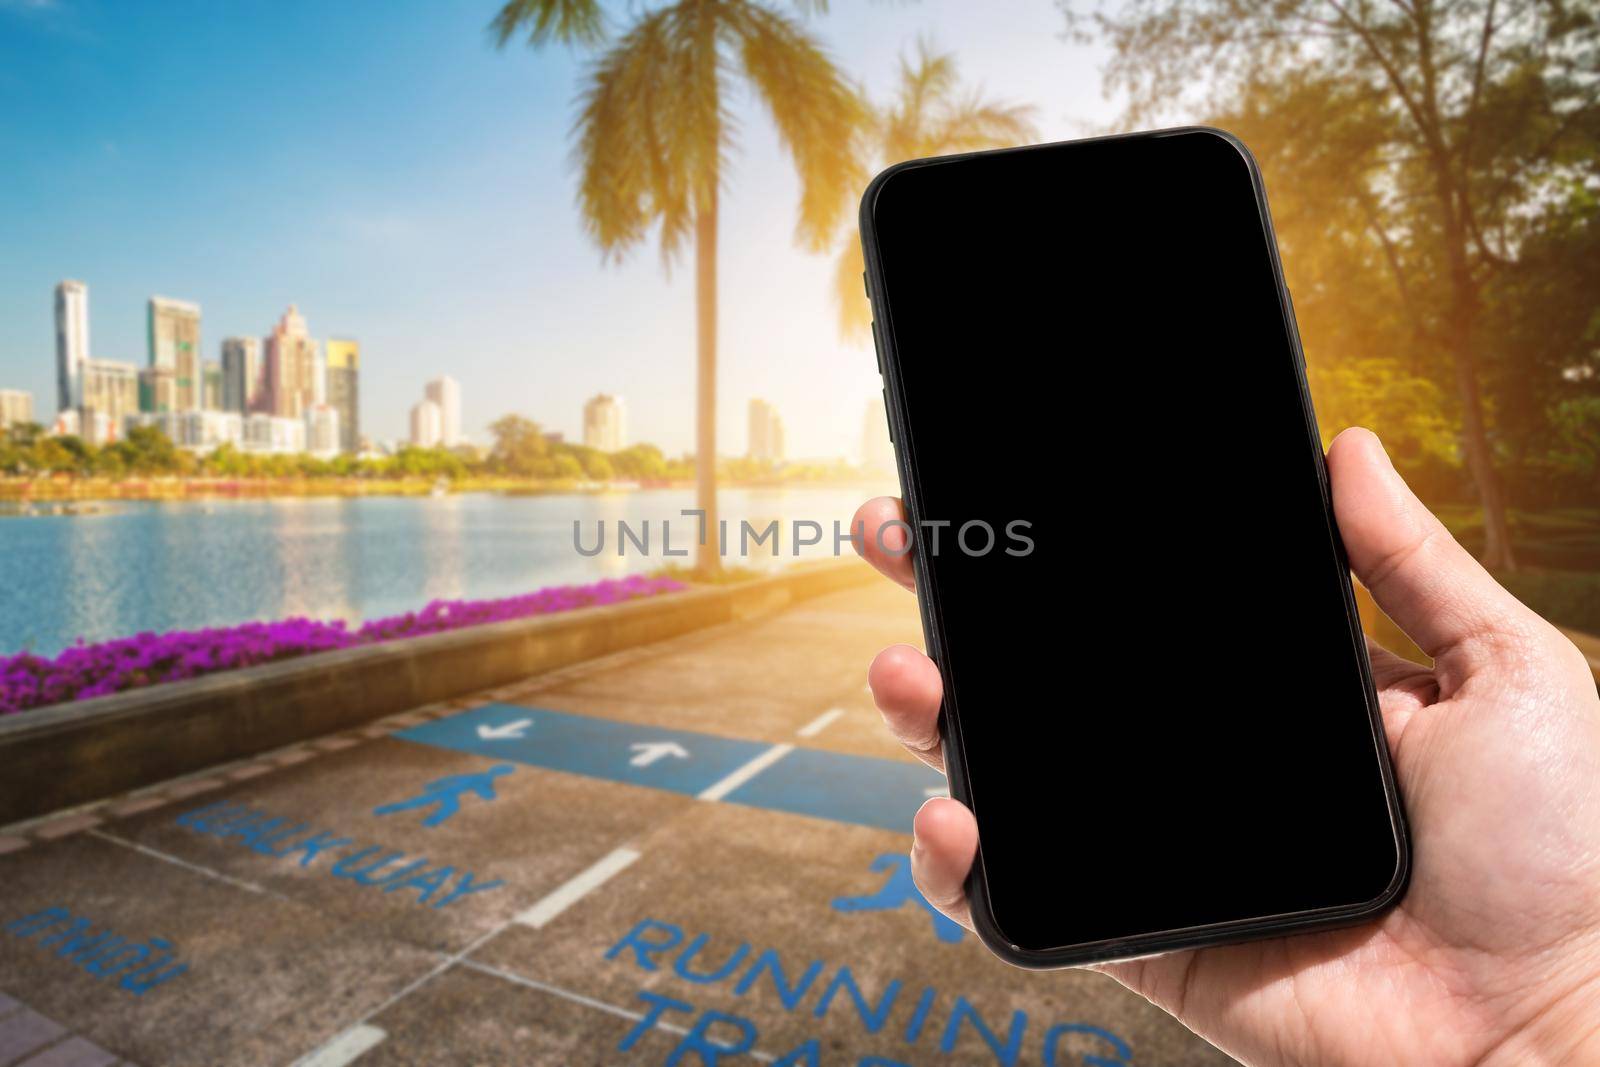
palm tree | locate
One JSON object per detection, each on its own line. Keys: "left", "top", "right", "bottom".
{"left": 834, "top": 42, "right": 1038, "bottom": 339}
{"left": 492, "top": 0, "right": 865, "bottom": 574}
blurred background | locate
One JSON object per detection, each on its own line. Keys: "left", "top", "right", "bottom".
{"left": 0, "top": 5, "right": 1594, "bottom": 1062}
{"left": 0, "top": 0, "right": 1596, "bottom": 672}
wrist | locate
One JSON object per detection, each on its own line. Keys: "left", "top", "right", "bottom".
{"left": 1480, "top": 954, "right": 1600, "bottom": 1067}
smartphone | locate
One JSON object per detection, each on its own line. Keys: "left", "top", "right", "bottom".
{"left": 859, "top": 127, "right": 1410, "bottom": 967}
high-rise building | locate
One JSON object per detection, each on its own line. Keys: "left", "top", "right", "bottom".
{"left": 305, "top": 405, "right": 341, "bottom": 458}
{"left": 325, "top": 339, "right": 360, "bottom": 453}
{"left": 220, "top": 337, "right": 263, "bottom": 413}
{"left": 263, "top": 305, "right": 319, "bottom": 419}
{"left": 125, "top": 410, "right": 243, "bottom": 453}
{"left": 82, "top": 359, "right": 139, "bottom": 443}
{"left": 139, "top": 366, "right": 177, "bottom": 414}
{"left": 51, "top": 408, "right": 81, "bottom": 437}
{"left": 55, "top": 280, "right": 90, "bottom": 413}
{"left": 747, "top": 398, "right": 786, "bottom": 463}
{"left": 148, "top": 296, "right": 202, "bottom": 411}
{"left": 424, "top": 375, "right": 460, "bottom": 447}
{"left": 188, "top": 410, "right": 244, "bottom": 452}
{"left": 0, "top": 389, "right": 34, "bottom": 429}
{"left": 243, "top": 413, "right": 306, "bottom": 454}
{"left": 410, "top": 399, "right": 442, "bottom": 448}
{"left": 583, "top": 394, "right": 626, "bottom": 453}
{"left": 202, "top": 361, "right": 223, "bottom": 411}
{"left": 862, "top": 395, "right": 894, "bottom": 475}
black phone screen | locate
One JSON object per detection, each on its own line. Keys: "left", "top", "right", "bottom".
{"left": 866, "top": 130, "right": 1404, "bottom": 954}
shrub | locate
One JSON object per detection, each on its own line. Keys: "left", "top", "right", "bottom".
{"left": 0, "top": 574, "right": 684, "bottom": 715}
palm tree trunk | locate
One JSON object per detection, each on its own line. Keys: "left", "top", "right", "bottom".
{"left": 694, "top": 189, "right": 720, "bottom": 575}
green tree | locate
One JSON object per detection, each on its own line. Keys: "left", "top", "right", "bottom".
{"left": 552, "top": 453, "right": 584, "bottom": 480}
{"left": 834, "top": 41, "right": 1038, "bottom": 338}
{"left": 203, "top": 442, "right": 250, "bottom": 478}
{"left": 50, "top": 434, "right": 95, "bottom": 475}
{"left": 28, "top": 436, "right": 76, "bottom": 474}
{"left": 6, "top": 422, "right": 44, "bottom": 450}
{"left": 488, "top": 414, "right": 550, "bottom": 476}
{"left": 1069, "top": 0, "right": 1600, "bottom": 570}
{"left": 492, "top": 0, "right": 865, "bottom": 572}
{"left": 119, "top": 425, "right": 180, "bottom": 475}
{"left": 612, "top": 443, "right": 670, "bottom": 480}
{"left": 1481, "top": 179, "right": 1600, "bottom": 507}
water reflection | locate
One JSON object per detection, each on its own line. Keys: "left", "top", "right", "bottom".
{"left": 0, "top": 485, "right": 893, "bottom": 655}
{"left": 421, "top": 495, "right": 466, "bottom": 602}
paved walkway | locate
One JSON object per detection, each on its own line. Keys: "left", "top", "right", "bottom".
{"left": 0, "top": 583, "right": 1234, "bottom": 1066}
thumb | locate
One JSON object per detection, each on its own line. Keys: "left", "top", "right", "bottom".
{"left": 1328, "top": 427, "right": 1537, "bottom": 677}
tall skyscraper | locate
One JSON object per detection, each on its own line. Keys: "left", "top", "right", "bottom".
{"left": 305, "top": 405, "right": 341, "bottom": 458}
{"left": 0, "top": 390, "right": 34, "bottom": 429}
{"left": 747, "top": 398, "right": 786, "bottom": 463}
{"left": 583, "top": 394, "right": 626, "bottom": 453}
{"left": 410, "top": 399, "right": 442, "bottom": 448}
{"left": 220, "top": 337, "right": 263, "bottom": 413}
{"left": 202, "top": 360, "right": 223, "bottom": 411}
{"left": 139, "top": 366, "right": 177, "bottom": 414}
{"left": 263, "top": 305, "right": 318, "bottom": 419}
{"left": 82, "top": 359, "right": 139, "bottom": 443}
{"left": 424, "top": 375, "right": 461, "bottom": 447}
{"left": 54, "top": 280, "right": 90, "bottom": 413}
{"left": 148, "top": 296, "right": 202, "bottom": 411}
{"left": 326, "top": 339, "right": 361, "bottom": 454}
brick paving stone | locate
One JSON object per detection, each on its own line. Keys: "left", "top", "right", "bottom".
{"left": 105, "top": 797, "right": 167, "bottom": 819}
{"left": 0, "top": 1010, "right": 66, "bottom": 1063}
{"left": 32, "top": 815, "right": 101, "bottom": 841}
{"left": 17, "top": 1036, "right": 119, "bottom": 1067}
{"left": 0, "top": 837, "right": 29, "bottom": 856}
{"left": 0, "top": 992, "right": 19, "bottom": 1018}
{"left": 311, "top": 737, "right": 358, "bottom": 752}
{"left": 163, "top": 779, "right": 222, "bottom": 800}
{"left": 225, "top": 764, "right": 273, "bottom": 782}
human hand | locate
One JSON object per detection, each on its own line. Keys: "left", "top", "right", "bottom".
{"left": 853, "top": 427, "right": 1600, "bottom": 1066}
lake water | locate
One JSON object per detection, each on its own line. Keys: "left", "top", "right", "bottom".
{"left": 0, "top": 487, "right": 892, "bottom": 656}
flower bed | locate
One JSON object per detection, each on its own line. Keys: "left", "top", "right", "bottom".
{"left": 0, "top": 574, "right": 685, "bottom": 715}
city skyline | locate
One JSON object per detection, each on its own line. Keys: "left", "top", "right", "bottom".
{"left": 0, "top": 2, "right": 1106, "bottom": 460}
{"left": 33, "top": 279, "right": 362, "bottom": 456}
{"left": 10, "top": 278, "right": 889, "bottom": 464}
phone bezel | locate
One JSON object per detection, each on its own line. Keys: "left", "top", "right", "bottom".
{"left": 858, "top": 126, "right": 1412, "bottom": 969}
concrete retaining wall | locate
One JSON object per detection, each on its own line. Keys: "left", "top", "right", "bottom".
{"left": 0, "top": 560, "right": 877, "bottom": 826}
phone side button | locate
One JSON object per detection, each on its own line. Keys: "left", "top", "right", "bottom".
{"left": 871, "top": 321, "right": 884, "bottom": 374}
{"left": 882, "top": 388, "right": 893, "bottom": 444}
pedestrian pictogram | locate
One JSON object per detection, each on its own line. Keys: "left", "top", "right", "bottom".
{"left": 372, "top": 764, "right": 515, "bottom": 828}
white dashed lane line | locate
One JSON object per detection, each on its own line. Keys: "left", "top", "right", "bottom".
{"left": 515, "top": 847, "right": 642, "bottom": 929}
{"left": 695, "top": 744, "right": 795, "bottom": 802}
{"left": 292, "top": 1023, "right": 387, "bottom": 1067}
{"left": 796, "top": 708, "right": 845, "bottom": 738}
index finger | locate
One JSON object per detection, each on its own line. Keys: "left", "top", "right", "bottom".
{"left": 851, "top": 496, "right": 916, "bottom": 591}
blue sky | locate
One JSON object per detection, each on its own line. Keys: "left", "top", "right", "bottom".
{"left": 0, "top": 0, "right": 1116, "bottom": 456}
